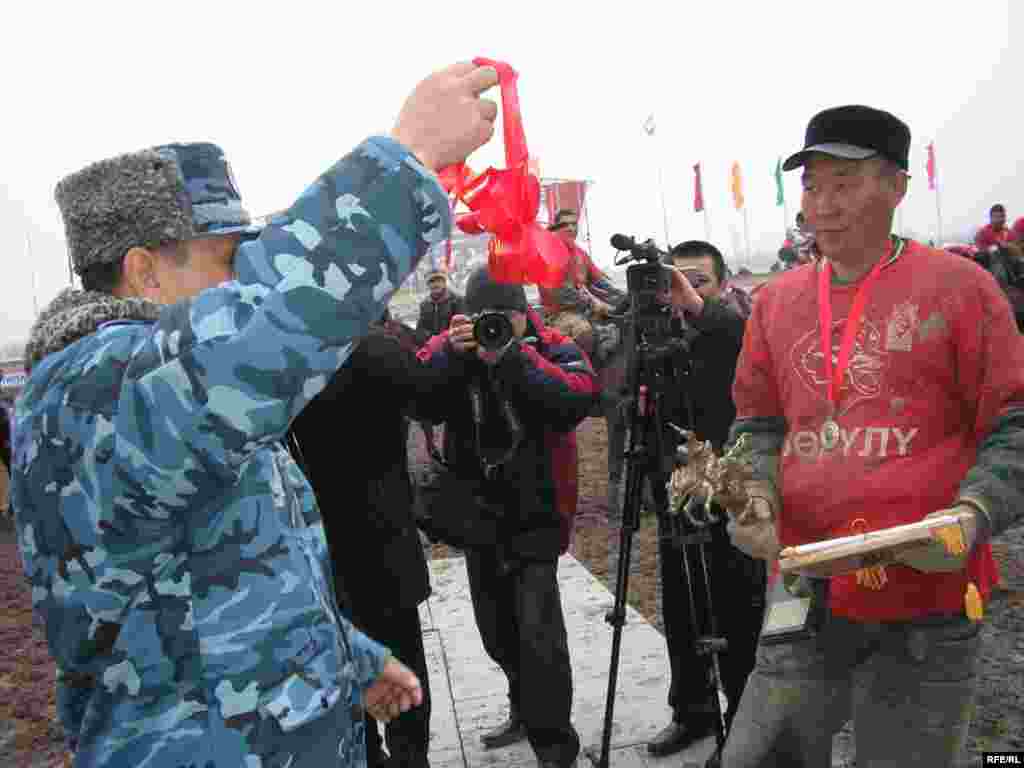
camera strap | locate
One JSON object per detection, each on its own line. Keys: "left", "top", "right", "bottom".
{"left": 469, "top": 379, "right": 524, "bottom": 480}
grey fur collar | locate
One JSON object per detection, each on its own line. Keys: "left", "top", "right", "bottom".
{"left": 25, "top": 288, "right": 160, "bottom": 369}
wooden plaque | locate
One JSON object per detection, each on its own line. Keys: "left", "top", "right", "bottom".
{"left": 778, "top": 513, "right": 972, "bottom": 578}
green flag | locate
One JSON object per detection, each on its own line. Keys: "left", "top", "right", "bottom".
{"left": 774, "top": 157, "right": 784, "bottom": 206}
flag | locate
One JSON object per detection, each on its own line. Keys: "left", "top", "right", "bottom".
{"left": 731, "top": 161, "right": 745, "bottom": 210}
{"left": 642, "top": 113, "right": 656, "bottom": 136}
{"left": 926, "top": 142, "right": 937, "bottom": 190}
{"left": 544, "top": 181, "right": 588, "bottom": 224}
{"left": 774, "top": 157, "right": 784, "bottom": 206}
{"left": 693, "top": 163, "right": 705, "bottom": 213}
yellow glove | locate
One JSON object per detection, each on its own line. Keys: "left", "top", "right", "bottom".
{"left": 896, "top": 503, "right": 982, "bottom": 574}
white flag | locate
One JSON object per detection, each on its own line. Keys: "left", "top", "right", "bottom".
{"left": 642, "top": 113, "right": 656, "bottom": 136}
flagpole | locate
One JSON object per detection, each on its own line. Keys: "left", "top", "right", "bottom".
{"left": 657, "top": 163, "right": 671, "bottom": 249}
{"left": 927, "top": 141, "right": 943, "bottom": 245}
{"left": 26, "top": 233, "right": 39, "bottom": 318}
{"left": 703, "top": 207, "right": 712, "bottom": 242}
{"left": 776, "top": 159, "right": 790, "bottom": 243}
{"left": 742, "top": 206, "right": 752, "bottom": 269}
{"left": 643, "top": 113, "right": 671, "bottom": 248}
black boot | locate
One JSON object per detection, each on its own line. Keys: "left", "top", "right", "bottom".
{"left": 646, "top": 716, "right": 715, "bottom": 757}
{"left": 481, "top": 706, "right": 526, "bottom": 750}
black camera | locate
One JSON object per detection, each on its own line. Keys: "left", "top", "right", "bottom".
{"left": 611, "top": 234, "right": 675, "bottom": 349}
{"left": 472, "top": 312, "right": 515, "bottom": 350}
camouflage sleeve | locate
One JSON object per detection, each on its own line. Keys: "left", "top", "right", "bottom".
{"left": 950, "top": 267, "right": 1024, "bottom": 538}
{"left": 728, "top": 416, "right": 787, "bottom": 490}
{"left": 958, "top": 407, "right": 1024, "bottom": 538}
{"left": 347, "top": 626, "right": 392, "bottom": 692}
{"left": 120, "top": 136, "right": 449, "bottom": 482}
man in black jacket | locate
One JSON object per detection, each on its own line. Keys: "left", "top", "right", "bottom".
{"left": 646, "top": 241, "right": 767, "bottom": 757}
{"left": 415, "top": 268, "right": 466, "bottom": 464}
{"left": 289, "top": 318, "right": 439, "bottom": 768}
{"left": 415, "top": 268, "right": 465, "bottom": 346}
{"left": 415, "top": 266, "right": 599, "bottom": 768}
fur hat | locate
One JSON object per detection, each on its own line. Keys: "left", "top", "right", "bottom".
{"left": 55, "top": 142, "right": 259, "bottom": 275}
{"left": 464, "top": 266, "right": 527, "bottom": 315}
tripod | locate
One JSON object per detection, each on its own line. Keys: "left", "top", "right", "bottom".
{"left": 595, "top": 332, "right": 730, "bottom": 768}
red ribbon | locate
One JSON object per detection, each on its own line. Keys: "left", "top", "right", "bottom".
{"left": 437, "top": 58, "right": 569, "bottom": 288}
{"left": 817, "top": 253, "right": 887, "bottom": 413}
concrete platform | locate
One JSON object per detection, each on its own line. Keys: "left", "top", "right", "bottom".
{"left": 414, "top": 555, "right": 717, "bottom": 768}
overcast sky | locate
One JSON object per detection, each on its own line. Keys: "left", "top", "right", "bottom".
{"left": 0, "top": 0, "right": 1019, "bottom": 346}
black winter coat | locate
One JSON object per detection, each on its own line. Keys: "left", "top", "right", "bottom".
{"left": 415, "top": 293, "right": 465, "bottom": 345}
{"left": 289, "top": 329, "right": 438, "bottom": 625}
{"left": 662, "top": 297, "right": 746, "bottom": 452}
{"left": 414, "top": 314, "right": 598, "bottom": 560}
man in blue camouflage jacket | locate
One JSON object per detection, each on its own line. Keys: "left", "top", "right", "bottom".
{"left": 11, "top": 62, "right": 499, "bottom": 768}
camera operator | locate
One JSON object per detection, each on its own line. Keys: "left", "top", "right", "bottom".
{"left": 644, "top": 242, "right": 767, "bottom": 757}
{"left": 415, "top": 266, "right": 599, "bottom": 768}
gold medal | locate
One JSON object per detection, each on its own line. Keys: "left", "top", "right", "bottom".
{"left": 820, "top": 419, "right": 841, "bottom": 451}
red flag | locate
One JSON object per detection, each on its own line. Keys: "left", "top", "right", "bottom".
{"left": 544, "top": 181, "right": 587, "bottom": 224}
{"left": 693, "top": 163, "right": 704, "bottom": 213}
{"left": 926, "top": 143, "right": 937, "bottom": 190}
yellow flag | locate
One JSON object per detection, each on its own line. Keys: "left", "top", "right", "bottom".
{"left": 731, "top": 161, "right": 745, "bottom": 210}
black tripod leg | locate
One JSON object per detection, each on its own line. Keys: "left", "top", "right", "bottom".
{"left": 597, "top": 357, "right": 651, "bottom": 768}
{"left": 596, "top": 451, "right": 644, "bottom": 768}
{"left": 697, "top": 540, "right": 730, "bottom": 754}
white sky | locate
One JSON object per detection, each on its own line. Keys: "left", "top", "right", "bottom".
{"left": 1, "top": 0, "right": 1019, "bottom": 346}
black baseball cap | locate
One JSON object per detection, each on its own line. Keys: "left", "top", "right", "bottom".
{"left": 783, "top": 105, "right": 911, "bottom": 172}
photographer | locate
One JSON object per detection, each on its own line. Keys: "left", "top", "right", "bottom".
{"left": 645, "top": 242, "right": 766, "bottom": 756}
{"left": 416, "top": 266, "right": 599, "bottom": 768}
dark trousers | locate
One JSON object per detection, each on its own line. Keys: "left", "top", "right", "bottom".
{"left": 355, "top": 604, "right": 431, "bottom": 768}
{"left": 465, "top": 550, "right": 580, "bottom": 767}
{"left": 721, "top": 613, "right": 982, "bottom": 767}
{"left": 658, "top": 510, "right": 766, "bottom": 727}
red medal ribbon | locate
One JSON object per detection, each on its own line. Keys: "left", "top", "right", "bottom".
{"left": 817, "top": 247, "right": 890, "bottom": 414}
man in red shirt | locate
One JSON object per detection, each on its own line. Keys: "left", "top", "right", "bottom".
{"left": 538, "top": 209, "right": 621, "bottom": 363}
{"left": 720, "top": 105, "right": 1024, "bottom": 767}
{"left": 975, "top": 203, "right": 1012, "bottom": 250}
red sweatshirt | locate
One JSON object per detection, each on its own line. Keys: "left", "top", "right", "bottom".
{"left": 734, "top": 240, "right": 1024, "bottom": 621}
{"left": 975, "top": 223, "right": 1012, "bottom": 250}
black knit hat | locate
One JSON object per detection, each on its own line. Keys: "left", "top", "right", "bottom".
{"left": 464, "top": 266, "right": 528, "bottom": 314}
{"left": 783, "top": 105, "right": 911, "bottom": 172}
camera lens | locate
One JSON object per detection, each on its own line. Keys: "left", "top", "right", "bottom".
{"left": 474, "top": 313, "right": 514, "bottom": 350}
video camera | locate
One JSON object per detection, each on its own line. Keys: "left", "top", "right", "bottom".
{"left": 600, "top": 234, "right": 731, "bottom": 768}
{"left": 611, "top": 234, "right": 676, "bottom": 353}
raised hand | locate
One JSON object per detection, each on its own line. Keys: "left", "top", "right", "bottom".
{"left": 392, "top": 62, "right": 500, "bottom": 172}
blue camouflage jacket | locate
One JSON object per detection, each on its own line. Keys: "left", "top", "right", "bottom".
{"left": 11, "top": 137, "right": 448, "bottom": 767}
